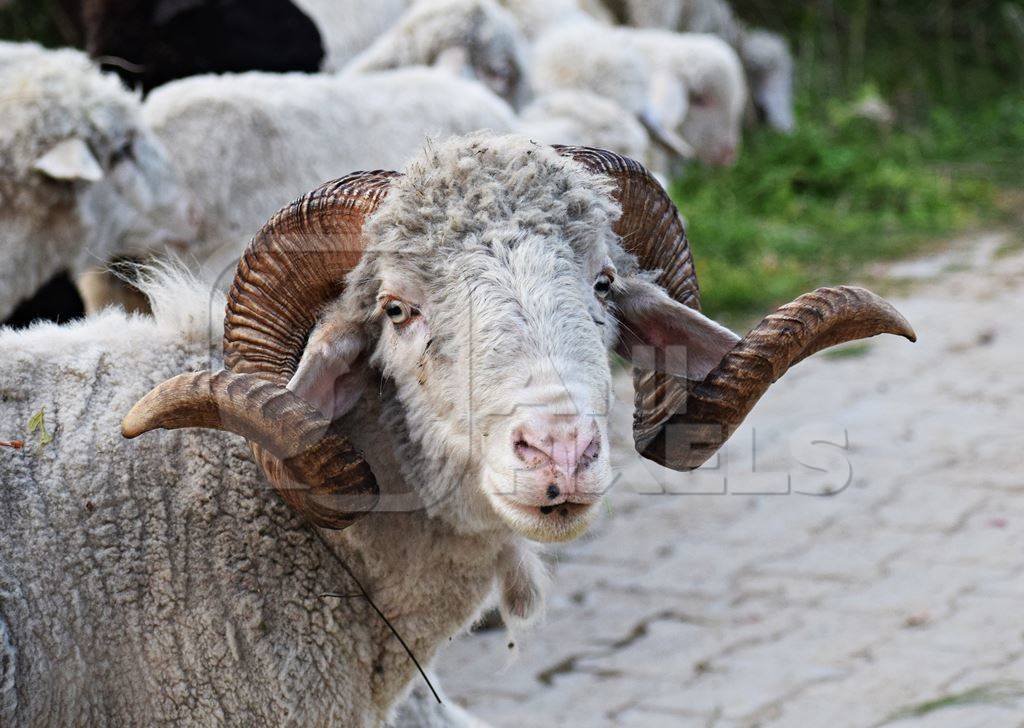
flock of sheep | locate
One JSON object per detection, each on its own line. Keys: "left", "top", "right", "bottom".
{"left": 0, "top": 1, "right": 915, "bottom": 726}
{"left": 1, "top": 0, "right": 795, "bottom": 327}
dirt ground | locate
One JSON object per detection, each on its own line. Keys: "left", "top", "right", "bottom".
{"left": 435, "top": 231, "right": 1024, "bottom": 727}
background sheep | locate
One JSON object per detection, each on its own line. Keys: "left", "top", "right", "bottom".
{"left": 56, "top": 0, "right": 325, "bottom": 92}
{"left": 142, "top": 68, "right": 516, "bottom": 272}
{"left": 531, "top": 25, "right": 747, "bottom": 168}
{"left": 344, "top": 0, "right": 531, "bottom": 109}
{"left": 0, "top": 42, "right": 197, "bottom": 322}
{"left": 517, "top": 90, "right": 650, "bottom": 161}
{"left": 292, "top": 0, "right": 411, "bottom": 71}
{"left": 603, "top": 0, "right": 796, "bottom": 131}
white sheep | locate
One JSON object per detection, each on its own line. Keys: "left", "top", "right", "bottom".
{"left": 532, "top": 24, "right": 748, "bottom": 168}
{"left": 1, "top": 134, "right": 912, "bottom": 723}
{"left": 344, "top": 0, "right": 532, "bottom": 109}
{"left": 606, "top": 0, "right": 796, "bottom": 131}
{"left": 496, "top": 0, "right": 606, "bottom": 40}
{"left": 0, "top": 269, "right": 523, "bottom": 725}
{"left": 142, "top": 68, "right": 517, "bottom": 271}
{"left": 291, "top": 0, "right": 411, "bottom": 71}
{"left": 517, "top": 90, "right": 650, "bottom": 161}
{"left": 0, "top": 42, "right": 198, "bottom": 320}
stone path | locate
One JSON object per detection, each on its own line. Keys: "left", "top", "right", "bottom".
{"left": 435, "top": 232, "right": 1024, "bottom": 727}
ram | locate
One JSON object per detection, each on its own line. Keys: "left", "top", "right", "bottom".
{"left": 0, "top": 42, "right": 197, "bottom": 321}
{"left": 0, "top": 134, "right": 913, "bottom": 724}
{"left": 344, "top": 0, "right": 531, "bottom": 109}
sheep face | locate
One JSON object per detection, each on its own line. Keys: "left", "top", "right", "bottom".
{"left": 287, "top": 136, "right": 739, "bottom": 542}
{"left": 0, "top": 48, "right": 200, "bottom": 305}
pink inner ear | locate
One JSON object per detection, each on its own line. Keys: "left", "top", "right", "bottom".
{"left": 287, "top": 327, "right": 367, "bottom": 421}
{"left": 614, "top": 283, "right": 740, "bottom": 381}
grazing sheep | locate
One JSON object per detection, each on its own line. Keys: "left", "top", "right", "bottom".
{"left": 142, "top": 68, "right": 516, "bottom": 266}
{"left": 532, "top": 25, "right": 748, "bottom": 167}
{"left": 603, "top": 0, "right": 796, "bottom": 132}
{"left": 517, "top": 90, "right": 650, "bottom": 161}
{"left": 0, "top": 42, "right": 198, "bottom": 322}
{"left": 344, "top": 0, "right": 531, "bottom": 109}
{"left": 1, "top": 134, "right": 912, "bottom": 724}
{"left": 58, "top": 0, "right": 324, "bottom": 92}
{"left": 740, "top": 28, "right": 795, "bottom": 132}
{"left": 292, "top": 0, "right": 411, "bottom": 71}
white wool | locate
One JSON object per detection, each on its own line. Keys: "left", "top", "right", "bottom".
{"left": 344, "top": 0, "right": 531, "bottom": 108}
{"left": 517, "top": 90, "right": 650, "bottom": 160}
{"left": 143, "top": 67, "right": 516, "bottom": 269}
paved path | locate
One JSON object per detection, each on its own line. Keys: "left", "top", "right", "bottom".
{"left": 436, "top": 232, "right": 1024, "bottom": 727}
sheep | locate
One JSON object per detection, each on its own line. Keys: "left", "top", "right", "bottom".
{"left": 115, "top": 133, "right": 909, "bottom": 720}
{"left": 1, "top": 134, "right": 912, "bottom": 723}
{"left": 517, "top": 90, "right": 650, "bottom": 162}
{"left": 603, "top": 0, "right": 796, "bottom": 132}
{"left": 531, "top": 24, "right": 748, "bottom": 168}
{"left": 142, "top": 68, "right": 517, "bottom": 268}
{"left": 495, "top": 0, "right": 605, "bottom": 40}
{"left": 343, "top": 0, "right": 531, "bottom": 109}
{"left": 292, "top": 0, "right": 411, "bottom": 71}
{"left": 0, "top": 268, "right": 518, "bottom": 725}
{"left": 58, "top": 0, "right": 324, "bottom": 93}
{"left": 0, "top": 42, "right": 198, "bottom": 323}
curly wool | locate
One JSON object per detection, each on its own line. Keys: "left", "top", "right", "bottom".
{"left": 0, "top": 269, "right": 505, "bottom": 725}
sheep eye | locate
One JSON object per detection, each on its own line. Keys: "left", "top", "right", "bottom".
{"left": 383, "top": 300, "right": 415, "bottom": 325}
{"left": 594, "top": 273, "right": 613, "bottom": 299}
{"left": 690, "top": 91, "right": 711, "bottom": 107}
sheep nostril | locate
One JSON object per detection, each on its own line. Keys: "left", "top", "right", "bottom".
{"left": 513, "top": 438, "right": 546, "bottom": 467}
{"left": 546, "top": 484, "right": 560, "bottom": 500}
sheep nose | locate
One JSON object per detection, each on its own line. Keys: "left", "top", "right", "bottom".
{"left": 512, "top": 419, "right": 601, "bottom": 477}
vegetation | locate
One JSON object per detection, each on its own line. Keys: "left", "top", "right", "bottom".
{"left": 676, "top": 1, "right": 1024, "bottom": 320}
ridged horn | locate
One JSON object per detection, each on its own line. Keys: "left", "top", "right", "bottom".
{"left": 635, "top": 286, "right": 916, "bottom": 469}
{"left": 122, "top": 370, "right": 377, "bottom": 529}
{"left": 122, "top": 171, "right": 399, "bottom": 529}
{"left": 556, "top": 146, "right": 915, "bottom": 470}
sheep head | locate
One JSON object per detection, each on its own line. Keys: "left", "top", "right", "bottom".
{"left": 122, "top": 135, "right": 914, "bottom": 542}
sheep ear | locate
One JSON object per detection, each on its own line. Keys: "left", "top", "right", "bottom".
{"left": 32, "top": 138, "right": 104, "bottom": 182}
{"left": 287, "top": 317, "right": 368, "bottom": 421}
{"left": 613, "top": 277, "right": 739, "bottom": 380}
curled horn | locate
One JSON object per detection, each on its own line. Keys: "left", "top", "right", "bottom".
{"left": 123, "top": 171, "right": 400, "bottom": 529}
{"left": 555, "top": 146, "right": 915, "bottom": 470}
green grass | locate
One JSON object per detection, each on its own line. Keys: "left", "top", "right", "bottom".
{"left": 671, "top": 92, "right": 1022, "bottom": 323}
{"left": 881, "top": 681, "right": 1024, "bottom": 723}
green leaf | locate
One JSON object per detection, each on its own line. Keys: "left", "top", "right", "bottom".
{"left": 26, "top": 408, "right": 53, "bottom": 448}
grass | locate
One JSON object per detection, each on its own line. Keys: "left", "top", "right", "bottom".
{"left": 670, "top": 91, "right": 1023, "bottom": 323}
{"left": 880, "top": 681, "right": 1024, "bottom": 724}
